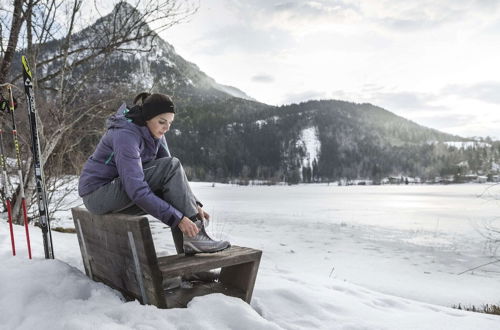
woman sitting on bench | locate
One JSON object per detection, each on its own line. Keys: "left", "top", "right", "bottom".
{"left": 78, "top": 92, "right": 229, "bottom": 255}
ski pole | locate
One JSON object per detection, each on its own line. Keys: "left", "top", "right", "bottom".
{"left": 7, "top": 84, "right": 32, "bottom": 259}
{"left": 0, "top": 126, "right": 15, "bottom": 256}
{"left": 22, "top": 56, "right": 54, "bottom": 259}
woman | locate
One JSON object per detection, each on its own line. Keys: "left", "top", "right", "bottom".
{"left": 78, "top": 92, "right": 229, "bottom": 255}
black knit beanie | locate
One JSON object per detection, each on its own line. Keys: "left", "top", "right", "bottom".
{"left": 125, "top": 93, "right": 175, "bottom": 126}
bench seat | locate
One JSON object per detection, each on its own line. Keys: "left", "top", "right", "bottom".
{"left": 71, "top": 207, "right": 262, "bottom": 308}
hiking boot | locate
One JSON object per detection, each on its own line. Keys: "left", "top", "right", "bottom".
{"left": 183, "top": 220, "right": 230, "bottom": 255}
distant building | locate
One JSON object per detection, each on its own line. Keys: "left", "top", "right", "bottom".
{"left": 443, "top": 175, "right": 454, "bottom": 183}
{"left": 464, "top": 174, "right": 478, "bottom": 182}
{"left": 354, "top": 179, "right": 373, "bottom": 185}
{"left": 387, "top": 176, "right": 402, "bottom": 184}
{"left": 476, "top": 176, "right": 488, "bottom": 183}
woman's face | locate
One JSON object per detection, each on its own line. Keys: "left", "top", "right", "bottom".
{"left": 146, "top": 112, "right": 175, "bottom": 139}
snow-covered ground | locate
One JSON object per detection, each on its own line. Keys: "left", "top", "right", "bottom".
{"left": 1, "top": 183, "right": 500, "bottom": 329}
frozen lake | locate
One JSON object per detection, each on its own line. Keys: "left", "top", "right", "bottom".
{"left": 191, "top": 182, "right": 500, "bottom": 235}
{"left": 172, "top": 182, "right": 500, "bottom": 307}
{"left": 52, "top": 182, "right": 500, "bottom": 308}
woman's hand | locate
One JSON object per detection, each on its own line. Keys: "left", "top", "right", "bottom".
{"left": 178, "top": 217, "right": 199, "bottom": 238}
{"left": 197, "top": 205, "right": 210, "bottom": 222}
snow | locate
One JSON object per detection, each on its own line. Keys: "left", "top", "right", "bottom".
{"left": 254, "top": 116, "right": 281, "bottom": 129}
{"left": 492, "top": 162, "right": 500, "bottom": 172}
{"left": 255, "top": 119, "right": 267, "bottom": 128}
{"left": 2, "top": 183, "right": 500, "bottom": 329}
{"left": 444, "top": 141, "right": 491, "bottom": 149}
{"left": 296, "top": 126, "right": 321, "bottom": 167}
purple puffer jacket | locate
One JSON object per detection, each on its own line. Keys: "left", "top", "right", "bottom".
{"left": 78, "top": 104, "right": 183, "bottom": 227}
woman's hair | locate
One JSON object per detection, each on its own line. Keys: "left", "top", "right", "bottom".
{"left": 125, "top": 92, "right": 175, "bottom": 126}
{"left": 134, "top": 92, "right": 174, "bottom": 108}
{"left": 133, "top": 92, "right": 152, "bottom": 105}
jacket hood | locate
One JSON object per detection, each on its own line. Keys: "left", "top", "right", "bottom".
{"left": 106, "top": 103, "right": 131, "bottom": 129}
{"left": 106, "top": 114, "right": 132, "bottom": 130}
{"left": 105, "top": 103, "right": 155, "bottom": 142}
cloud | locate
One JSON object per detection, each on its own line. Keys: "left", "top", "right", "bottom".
{"left": 372, "top": 91, "right": 441, "bottom": 111}
{"left": 190, "top": 24, "right": 293, "bottom": 55}
{"left": 413, "top": 112, "right": 500, "bottom": 138}
{"left": 342, "top": 87, "right": 443, "bottom": 113}
{"left": 366, "top": 2, "right": 462, "bottom": 31}
{"left": 359, "top": 86, "right": 500, "bottom": 138}
{"left": 268, "top": 1, "right": 362, "bottom": 35}
{"left": 364, "top": 0, "right": 500, "bottom": 32}
{"left": 377, "top": 17, "right": 445, "bottom": 31}
{"left": 282, "top": 90, "right": 330, "bottom": 104}
{"left": 415, "top": 113, "right": 475, "bottom": 129}
{"left": 251, "top": 74, "right": 275, "bottom": 83}
{"left": 226, "top": 0, "right": 362, "bottom": 34}
{"left": 284, "top": 88, "right": 442, "bottom": 113}
{"left": 271, "top": 0, "right": 360, "bottom": 21}
{"left": 226, "top": 0, "right": 500, "bottom": 34}
{"left": 443, "top": 81, "right": 500, "bottom": 104}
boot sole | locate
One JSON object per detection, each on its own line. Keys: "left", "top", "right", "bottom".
{"left": 183, "top": 243, "right": 231, "bottom": 256}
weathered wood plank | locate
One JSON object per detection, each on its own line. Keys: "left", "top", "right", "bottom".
{"left": 81, "top": 228, "right": 156, "bottom": 267}
{"left": 72, "top": 208, "right": 158, "bottom": 265}
{"left": 157, "top": 246, "right": 262, "bottom": 278}
{"left": 219, "top": 259, "right": 261, "bottom": 303}
{"left": 73, "top": 216, "right": 92, "bottom": 277}
{"left": 71, "top": 208, "right": 166, "bottom": 308}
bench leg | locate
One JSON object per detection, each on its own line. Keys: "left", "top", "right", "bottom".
{"left": 219, "top": 260, "right": 261, "bottom": 303}
{"left": 75, "top": 217, "right": 94, "bottom": 279}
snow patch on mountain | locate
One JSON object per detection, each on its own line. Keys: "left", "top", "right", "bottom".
{"left": 255, "top": 119, "right": 267, "bottom": 128}
{"left": 297, "top": 126, "right": 321, "bottom": 167}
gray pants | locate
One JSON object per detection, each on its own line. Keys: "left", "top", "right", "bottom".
{"left": 82, "top": 157, "right": 199, "bottom": 253}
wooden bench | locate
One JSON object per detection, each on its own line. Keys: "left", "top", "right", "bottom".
{"left": 71, "top": 207, "right": 262, "bottom": 308}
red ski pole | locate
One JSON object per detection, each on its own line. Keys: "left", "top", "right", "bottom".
{"left": 0, "top": 128, "right": 15, "bottom": 256}
{"left": 22, "top": 198, "right": 31, "bottom": 259}
{"left": 7, "top": 85, "right": 31, "bottom": 259}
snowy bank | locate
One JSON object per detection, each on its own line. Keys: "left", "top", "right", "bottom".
{"left": 1, "top": 219, "right": 499, "bottom": 330}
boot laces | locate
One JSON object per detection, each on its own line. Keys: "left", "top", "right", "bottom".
{"left": 195, "top": 222, "right": 214, "bottom": 241}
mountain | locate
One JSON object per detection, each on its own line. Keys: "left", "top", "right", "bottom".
{"left": 20, "top": 2, "right": 253, "bottom": 106}
{"left": 15, "top": 2, "right": 498, "bottom": 183}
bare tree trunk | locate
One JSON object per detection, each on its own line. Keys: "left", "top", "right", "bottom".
{"left": 0, "top": 0, "right": 24, "bottom": 84}
{"left": 10, "top": 0, "right": 33, "bottom": 224}
{"left": 26, "top": 0, "right": 35, "bottom": 77}
{"left": 12, "top": 154, "right": 34, "bottom": 224}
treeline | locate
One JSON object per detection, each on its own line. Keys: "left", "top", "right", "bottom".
{"left": 164, "top": 98, "right": 495, "bottom": 183}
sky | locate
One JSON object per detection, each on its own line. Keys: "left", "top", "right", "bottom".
{"left": 16, "top": 0, "right": 499, "bottom": 139}
{"left": 157, "top": 0, "right": 500, "bottom": 139}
